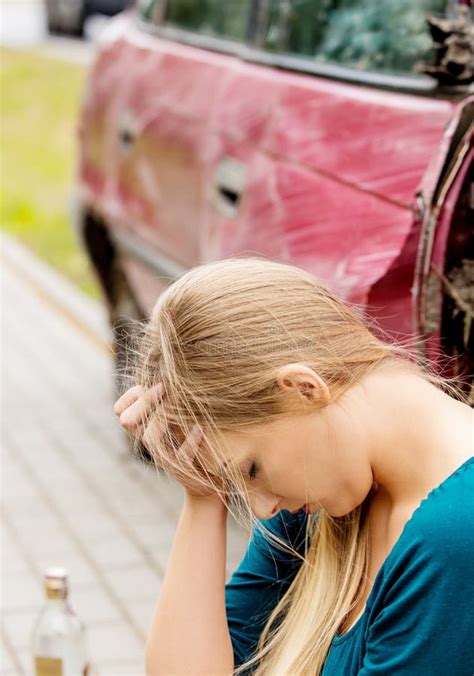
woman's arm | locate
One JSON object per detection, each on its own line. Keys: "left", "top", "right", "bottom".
{"left": 226, "top": 508, "right": 308, "bottom": 670}
{"left": 145, "top": 492, "right": 234, "bottom": 675}
{"left": 113, "top": 384, "right": 233, "bottom": 673}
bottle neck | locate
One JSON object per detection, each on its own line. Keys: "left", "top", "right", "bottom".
{"left": 45, "top": 598, "right": 68, "bottom": 611}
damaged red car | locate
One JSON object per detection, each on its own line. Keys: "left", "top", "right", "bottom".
{"left": 74, "top": 0, "right": 474, "bottom": 402}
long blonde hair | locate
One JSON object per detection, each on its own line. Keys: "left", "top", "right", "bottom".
{"left": 122, "top": 257, "right": 465, "bottom": 675}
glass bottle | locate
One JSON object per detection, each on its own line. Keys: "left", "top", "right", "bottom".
{"left": 31, "top": 567, "right": 89, "bottom": 676}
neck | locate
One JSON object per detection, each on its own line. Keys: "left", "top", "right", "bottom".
{"left": 365, "top": 368, "right": 472, "bottom": 511}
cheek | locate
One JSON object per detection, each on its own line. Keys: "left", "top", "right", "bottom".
{"left": 267, "top": 463, "right": 310, "bottom": 500}
{"left": 299, "top": 454, "right": 339, "bottom": 503}
{"left": 260, "top": 432, "right": 319, "bottom": 497}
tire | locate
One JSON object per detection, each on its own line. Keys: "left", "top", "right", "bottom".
{"left": 109, "top": 262, "right": 156, "bottom": 466}
{"left": 79, "top": 211, "right": 159, "bottom": 465}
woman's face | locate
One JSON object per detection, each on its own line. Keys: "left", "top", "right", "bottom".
{"left": 213, "top": 406, "right": 372, "bottom": 520}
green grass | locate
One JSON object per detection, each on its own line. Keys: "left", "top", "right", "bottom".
{"left": 0, "top": 47, "right": 101, "bottom": 300}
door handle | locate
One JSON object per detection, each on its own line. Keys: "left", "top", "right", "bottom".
{"left": 119, "top": 125, "right": 136, "bottom": 150}
{"left": 217, "top": 184, "right": 241, "bottom": 207}
{"left": 212, "top": 157, "right": 247, "bottom": 218}
{"left": 118, "top": 111, "right": 138, "bottom": 154}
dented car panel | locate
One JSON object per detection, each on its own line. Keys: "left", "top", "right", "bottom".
{"left": 412, "top": 102, "right": 473, "bottom": 371}
{"left": 76, "top": 9, "right": 473, "bottom": 385}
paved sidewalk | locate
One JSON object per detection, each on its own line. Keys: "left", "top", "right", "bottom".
{"left": 0, "top": 233, "right": 249, "bottom": 675}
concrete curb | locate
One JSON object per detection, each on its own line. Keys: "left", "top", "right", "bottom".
{"left": 0, "top": 231, "right": 112, "bottom": 350}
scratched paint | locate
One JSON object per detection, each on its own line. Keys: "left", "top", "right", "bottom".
{"left": 77, "top": 12, "right": 471, "bottom": 359}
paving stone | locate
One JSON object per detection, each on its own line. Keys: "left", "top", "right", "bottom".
{"left": 66, "top": 513, "right": 125, "bottom": 547}
{"left": 86, "top": 535, "right": 145, "bottom": 572}
{"left": 5, "top": 510, "right": 61, "bottom": 537}
{"left": 1, "top": 572, "right": 42, "bottom": 613}
{"left": 1, "top": 232, "right": 110, "bottom": 343}
{"left": 3, "top": 498, "right": 57, "bottom": 527}
{"left": 103, "top": 564, "right": 161, "bottom": 604}
{"left": 1, "top": 538, "right": 31, "bottom": 576}
{"left": 13, "top": 648, "right": 34, "bottom": 676}
{"left": 32, "top": 460, "right": 82, "bottom": 487}
{"left": 50, "top": 487, "right": 106, "bottom": 517}
{"left": 15, "top": 522, "right": 77, "bottom": 559}
{"left": 67, "top": 443, "right": 121, "bottom": 476}
{"left": 86, "top": 621, "right": 145, "bottom": 663}
{"left": 93, "top": 659, "right": 145, "bottom": 676}
{"left": 2, "top": 607, "right": 38, "bottom": 653}
{"left": 1, "top": 464, "right": 40, "bottom": 502}
{"left": 130, "top": 520, "right": 176, "bottom": 573}
{"left": 69, "top": 585, "right": 123, "bottom": 625}
{"left": 1, "top": 235, "right": 251, "bottom": 673}
{"left": 126, "top": 598, "right": 157, "bottom": 638}
{"left": 0, "top": 632, "right": 18, "bottom": 673}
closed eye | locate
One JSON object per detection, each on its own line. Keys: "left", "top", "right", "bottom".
{"left": 248, "top": 462, "right": 259, "bottom": 481}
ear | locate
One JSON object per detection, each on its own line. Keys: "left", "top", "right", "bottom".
{"left": 276, "top": 363, "right": 330, "bottom": 406}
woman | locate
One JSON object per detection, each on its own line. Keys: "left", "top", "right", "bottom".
{"left": 113, "top": 257, "right": 473, "bottom": 675}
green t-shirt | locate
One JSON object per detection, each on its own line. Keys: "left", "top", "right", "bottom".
{"left": 225, "top": 456, "right": 474, "bottom": 674}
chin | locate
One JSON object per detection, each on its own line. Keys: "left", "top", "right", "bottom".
{"left": 324, "top": 499, "right": 357, "bottom": 518}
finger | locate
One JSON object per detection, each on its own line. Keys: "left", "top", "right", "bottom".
{"left": 119, "top": 383, "right": 165, "bottom": 433}
{"left": 114, "top": 385, "right": 144, "bottom": 416}
{"left": 119, "top": 395, "right": 154, "bottom": 432}
{"left": 142, "top": 415, "right": 166, "bottom": 455}
{"left": 179, "top": 424, "right": 204, "bottom": 462}
{"left": 143, "top": 422, "right": 201, "bottom": 463}
{"left": 144, "top": 423, "right": 219, "bottom": 497}
{"left": 143, "top": 422, "right": 200, "bottom": 473}
{"left": 142, "top": 383, "right": 165, "bottom": 408}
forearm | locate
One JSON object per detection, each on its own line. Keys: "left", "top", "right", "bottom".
{"left": 145, "top": 493, "right": 234, "bottom": 675}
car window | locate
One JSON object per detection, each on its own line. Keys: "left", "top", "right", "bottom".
{"left": 137, "top": 0, "right": 159, "bottom": 21}
{"left": 264, "top": 0, "right": 448, "bottom": 76}
{"left": 164, "top": 0, "right": 252, "bottom": 42}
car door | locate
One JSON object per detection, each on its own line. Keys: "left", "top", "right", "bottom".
{"left": 78, "top": 0, "right": 256, "bottom": 308}
{"left": 201, "top": 0, "right": 459, "bottom": 309}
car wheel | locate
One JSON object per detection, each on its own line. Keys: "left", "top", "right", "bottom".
{"left": 80, "top": 212, "right": 159, "bottom": 465}
{"left": 109, "top": 262, "right": 157, "bottom": 466}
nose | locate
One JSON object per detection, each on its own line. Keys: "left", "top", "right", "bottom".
{"left": 249, "top": 492, "right": 280, "bottom": 520}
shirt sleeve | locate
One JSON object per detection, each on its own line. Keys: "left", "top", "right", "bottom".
{"left": 225, "top": 508, "right": 308, "bottom": 672}
{"left": 358, "top": 517, "right": 474, "bottom": 675}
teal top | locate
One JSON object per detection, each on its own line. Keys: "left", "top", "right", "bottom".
{"left": 225, "top": 456, "right": 474, "bottom": 674}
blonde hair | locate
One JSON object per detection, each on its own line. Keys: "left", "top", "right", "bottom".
{"left": 122, "top": 257, "right": 466, "bottom": 675}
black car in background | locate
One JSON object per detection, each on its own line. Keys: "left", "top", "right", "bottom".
{"left": 45, "top": 0, "right": 129, "bottom": 36}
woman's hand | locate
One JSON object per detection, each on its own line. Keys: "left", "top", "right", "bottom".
{"left": 113, "top": 384, "right": 223, "bottom": 501}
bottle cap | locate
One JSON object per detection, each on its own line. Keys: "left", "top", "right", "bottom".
{"left": 44, "top": 567, "right": 68, "bottom": 600}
